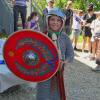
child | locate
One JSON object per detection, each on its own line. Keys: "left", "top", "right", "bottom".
{"left": 26, "top": 12, "right": 40, "bottom": 31}
{"left": 90, "top": 11, "right": 100, "bottom": 71}
{"left": 36, "top": 8, "right": 74, "bottom": 100}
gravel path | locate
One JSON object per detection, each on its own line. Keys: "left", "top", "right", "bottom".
{"left": 65, "top": 60, "right": 100, "bottom": 100}
{"left": 0, "top": 59, "right": 100, "bottom": 100}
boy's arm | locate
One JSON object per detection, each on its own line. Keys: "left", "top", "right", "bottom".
{"left": 27, "top": 22, "right": 31, "bottom": 29}
{"left": 66, "top": 0, "right": 72, "bottom": 9}
{"left": 65, "top": 35, "right": 74, "bottom": 63}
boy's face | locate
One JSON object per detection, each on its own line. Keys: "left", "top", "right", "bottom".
{"left": 48, "top": 1, "right": 54, "bottom": 8}
{"left": 48, "top": 16, "right": 63, "bottom": 32}
{"left": 88, "top": 10, "right": 94, "bottom": 16}
{"left": 79, "top": 12, "right": 83, "bottom": 16}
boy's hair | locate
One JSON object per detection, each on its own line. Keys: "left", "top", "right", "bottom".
{"left": 87, "top": 3, "right": 94, "bottom": 12}
{"left": 29, "top": 12, "right": 38, "bottom": 21}
{"left": 87, "top": 4, "right": 93, "bottom": 10}
{"left": 87, "top": 8, "right": 93, "bottom": 13}
{"left": 46, "top": 0, "right": 54, "bottom": 3}
{"left": 27, "top": 16, "right": 30, "bottom": 21}
{"left": 79, "top": 10, "right": 83, "bottom": 14}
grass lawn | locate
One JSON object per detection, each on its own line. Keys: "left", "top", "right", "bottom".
{"left": 0, "top": 32, "right": 83, "bottom": 43}
{"left": 70, "top": 32, "right": 83, "bottom": 43}
{"left": 0, "top": 33, "right": 8, "bottom": 38}
{"left": 78, "top": 34, "right": 83, "bottom": 43}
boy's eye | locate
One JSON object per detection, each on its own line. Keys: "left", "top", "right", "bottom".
{"left": 50, "top": 18, "right": 61, "bottom": 22}
{"left": 57, "top": 19, "right": 62, "bottom": 22}
{"left": 50, "top": 18, "right": 55, "bottom": 21}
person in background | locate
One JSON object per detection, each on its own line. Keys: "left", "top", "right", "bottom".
{"left": 63, "top": 0, "right": 73, "bottom": 35}
{"left": 43, "top": 0, "right": 55, "bottom": 16}
{"left": 26, "top": 12, "right": 40, "bottom": 31}
{"left": 12, "top": 0, "right": 29, "bottom": 31}
{"left": 90, "top": 11, "right": 100, "bottom": 71}
{"left": 90, "top": 11, "right": 100, "bottom": 60}
{"left": 36, "top": 8, "right": 74, "bottom": 100}
{"left": 71, "top": 10, "right": 83, "bottom": 50}
{"left": 42, "top": 0, "right": 55, "bottom": 33}
{"left": 81, "top": 4, "right": 96, "bottom": 55}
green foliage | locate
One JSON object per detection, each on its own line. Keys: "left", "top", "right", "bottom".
{"left": 92, "top": 0, "right": 100, "bottom": 11}
{"left": 0, "top": 33, "right": 8, "bottom": 38}
{"left": 73, "top": 0, "right": 85, "bottom": 11}
{"left": 32, "top": 0, "right": 100, "bottom": 13}
{"left": 55, "top": 0, "right": 66, "bottom": 9}
{"left": 78, "top": 34, "right": 83, "bottom": 43}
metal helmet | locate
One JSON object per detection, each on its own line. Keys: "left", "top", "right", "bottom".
{"left": 46, "top": 8, "right": 65, "bottom": 32}
{"left": 48, "top": 8, "right": 65, "bottom": 20}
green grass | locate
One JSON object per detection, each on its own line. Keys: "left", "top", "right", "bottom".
{"left": 78, "top": 34, "right": 83, "bottom": 43}
{"left": 0, "top": 32, "right": 83, "bottom": 43}
{"left": 70, "top": 32, "right": 83, "bottom": 43}
{"left": 0, "top": 33, "right": 8, "bottom": 38}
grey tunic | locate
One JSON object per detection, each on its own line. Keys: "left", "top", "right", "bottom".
{"left": 36, "top": 32, "right": 74, "bottom": 100}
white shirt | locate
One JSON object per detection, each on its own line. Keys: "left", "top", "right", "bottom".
{"left": 91, "top": 19, "right": 100, "bottom": 36}
{"left": 72, "top": 14, "right": 82, "bottom": 30}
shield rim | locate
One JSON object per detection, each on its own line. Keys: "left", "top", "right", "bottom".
{"left": 3, "top": 29, "right": 60, "bottom": 82}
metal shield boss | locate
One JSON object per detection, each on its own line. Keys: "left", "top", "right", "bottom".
{"left": 3, "top": 30, "right": 59, "bottom": 82}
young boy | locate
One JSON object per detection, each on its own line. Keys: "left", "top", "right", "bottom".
{"left": 36, "top": 8, "right": 74, "bottom": 100}
{"left": 26, "top": 12, "right": 40, "bottom": 31}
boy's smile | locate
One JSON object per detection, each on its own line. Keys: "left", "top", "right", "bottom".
{"left": 48, "top": 16, "right": 63, "bottom": 32}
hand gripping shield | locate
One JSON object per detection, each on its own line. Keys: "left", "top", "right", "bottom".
{"left": 3, "top": 30, "right": 59, "bottom": 82}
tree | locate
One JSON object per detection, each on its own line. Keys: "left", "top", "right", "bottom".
{"left": 31, "top": 0, "right": 100, "bottom": 14}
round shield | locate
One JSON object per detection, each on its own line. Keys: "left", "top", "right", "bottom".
{"left": 3, "top": 30, "right": 59, "bottom": 82}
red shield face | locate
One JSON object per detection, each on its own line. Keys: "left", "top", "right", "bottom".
{"left": 3, "top": 30, "right": 59, "bottom": 82}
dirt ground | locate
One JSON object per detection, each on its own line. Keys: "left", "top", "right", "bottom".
{"left": 0, "top": 59, "right": 100, "bottom": 100}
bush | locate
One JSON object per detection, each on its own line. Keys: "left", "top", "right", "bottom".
{"left": 0, "top": 33, "right": 8, "bottom": 38}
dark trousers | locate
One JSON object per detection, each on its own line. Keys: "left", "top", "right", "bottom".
{"left": 64, "top": 25, "right": 71, "bottom": 35}
{"left": 13, "top": 5, "right": 27, "bottom": 31}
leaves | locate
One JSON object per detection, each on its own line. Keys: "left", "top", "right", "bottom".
{"left": 31, "top": 0, "right": 100, "bottom": 12}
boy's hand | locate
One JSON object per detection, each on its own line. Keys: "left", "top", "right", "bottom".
{"left": 60, "top": 60, "right": 68, "bottom": 64}
{"left": 67, "top": 1, "right": 72, "bottom": 5}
